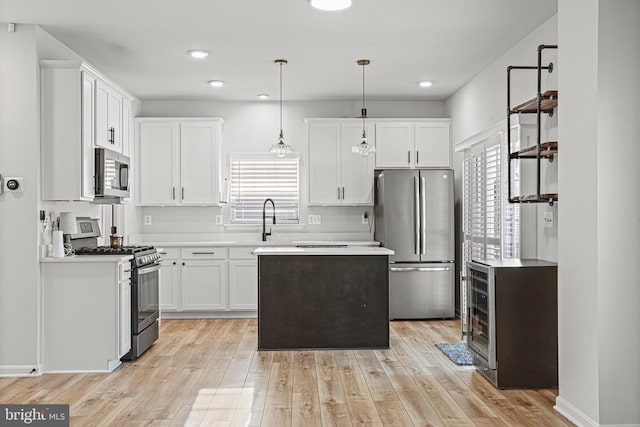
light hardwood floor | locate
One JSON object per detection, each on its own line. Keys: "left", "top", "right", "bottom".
{"left": 0, "top": 319, "right": 573, "bottom": 426}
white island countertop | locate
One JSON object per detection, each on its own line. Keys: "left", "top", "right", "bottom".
{"left": 141, "top": 240, "right": 380, "bottom": 248}
{"left": 253, "top": 247, "right": 394, "bottom": 256}
{"left": 40, "top": 255, "right": 133, "bottom": 263}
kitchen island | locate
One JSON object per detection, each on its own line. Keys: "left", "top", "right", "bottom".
{"left": 254, "top": 246, "right": 394, "bottom": 350}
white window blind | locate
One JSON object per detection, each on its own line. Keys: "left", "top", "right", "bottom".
{"left": 230, "top": 156, "right": 300, "bottom": 223}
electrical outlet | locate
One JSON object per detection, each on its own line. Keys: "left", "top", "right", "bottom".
{"left": 144, "top": 215, "right": 152, "bottom": 226}
{"left": 215, "top": 215, "right": 223, "bottom": 225}
{"left": 362, "top": 213, "right": 369, "bottom": 224}
{"left": 543, "top": 210, "right": 553, "bottom": 228}
{"left": 308, "top": 214, "right": 321, "bottom": 225}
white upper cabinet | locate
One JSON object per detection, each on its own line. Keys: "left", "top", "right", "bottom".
{"left": 95, "top": 80, "right": 124, "bottom": 153}
{"left": 137, "top": 118, "right": 223, "bottom": 206}
{"left": 414, "top": 121, "right": 451, "bottom": 168}
{"left": 121, "top": 99, "right": 132, "bottom": 157}
{"left": 375, "top": 122, "right": 415, "bottom": 168}
{"left": 40, "top": 60, "right": 134, "bottom": 201}
{"left": 375, "top": 119, "right": 451, "bottom": 169}
{"left": 180, "top": 121, "right": 220, "bottom": 205}
{"left": 139, "top": 121, "right": 179, "bottom": 205}
{"left": 308, "top": 119, "right": 375, "bottom": 206}
{"left": 308, "top": 121, "right": 340, "bottom": 205}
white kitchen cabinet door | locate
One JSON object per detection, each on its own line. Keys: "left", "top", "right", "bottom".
{"left": 108, "top": 90, "right": 123, "bottom": 153}
{"left": 81, "top": 70, "right": 96, "bottom": 200}
{"left": 228, "top": 260, "right": 258, "bottom": 310}
{"left": 375, "top": 122, "right": 415, "bottom": 168}
{"left": 139, "top": 122, "right": 180, "bottom": 205}
{"left": 308, "top": 121, "right": 341, "bottom": 205}
{"left": 340, "top": 122, "right": 375, "bottom": 204}
{"left": 118, "top": 279, "right": 132, "bottom": 358}
{"left": 121, "top": 98, "right": 132, "bottom": 158}
{"left": 160, "top": 259, "right": 180, "bottom": 311}
{"left": 180, "top": 121, "right": 220, "bottom": 205}
{"left": 181, "top": 260, "right": 226, "bottom": 310}
{"left": 414, "top": 121, "right": 451, "bottom": 168}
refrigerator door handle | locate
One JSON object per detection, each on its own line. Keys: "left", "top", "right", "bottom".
{"left": 390, "top": 266, "right": 451, "bottom": 272}
{"left": 421, "top": 175, "right": 427, "bottom": 255}
{"left": 414, "top": 176, "right": 420, "bottom": 255}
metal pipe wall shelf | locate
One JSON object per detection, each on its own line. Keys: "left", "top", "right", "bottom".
{"left": 506, "top": 44, "right": 559, "bottom": 205}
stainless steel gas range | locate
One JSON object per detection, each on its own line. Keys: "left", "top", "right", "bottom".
{"left": 71, "top": 217, "right": 160, "bottom": 360}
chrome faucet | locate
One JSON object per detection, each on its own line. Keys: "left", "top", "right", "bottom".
{"left": 262, "top": 198, "right": 276, "bottom": 241}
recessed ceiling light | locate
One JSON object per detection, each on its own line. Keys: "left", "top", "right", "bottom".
{"left": 419, "top": 81, "right": 434, "bottom": 88}
{"left": 257, "top": 94, "right": 269, "bottom": 100}
{"left": 208, "top": 80, "right": 225, "bottom": 87}
{"left": 188, "top": 50, "right": 209, "bottom": 59}
{"left": 309, "top": 0, "right": 352, "bottom": 11}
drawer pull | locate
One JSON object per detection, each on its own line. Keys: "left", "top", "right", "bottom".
{"left": 192, "top": 251, "right": 215, "bottom": 255}
{"left": 123, "top": 269, "right": 131, "bottom": 273}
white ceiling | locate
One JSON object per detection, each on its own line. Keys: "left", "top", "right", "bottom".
{"left": 2, "top": 0, "right": 557, "bottom": 101}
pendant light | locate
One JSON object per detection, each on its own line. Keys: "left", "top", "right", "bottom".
{"left": 352, "top": 59, "right": 375, "bottom": 157}
{"left": 269, "top": 59, "right": 293, "bottom": 158}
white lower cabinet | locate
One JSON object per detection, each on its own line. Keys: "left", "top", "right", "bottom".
{"left": 229, "top": 258, "right": 258, "bottom": 310}
{"left": 118, "top": 279, "right": 132, "bottom": 358}
{"left": 160, "top": 259, "right": 180, "bottom": 311}
{"left": 158, "top": 246, "right": 258, "bottom": 315}
{"left": 41, "top": 258, "right": 132, "bottom": 373}
{"left": 181, "top": 260, "right": 226, "bottom": 310}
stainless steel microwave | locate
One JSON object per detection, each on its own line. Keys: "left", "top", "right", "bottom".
{"left": 94, "top": 147, "right": 130, "bottom": 201}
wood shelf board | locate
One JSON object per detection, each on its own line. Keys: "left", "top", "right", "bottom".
{"left": 511, "top": 90, "right": 558, "bottom": 114}
{"left": 511, "top": 193, "right": 558, "bottom": 203}
{"left": 510, "top": 141, "right": 558, "bottom": 159}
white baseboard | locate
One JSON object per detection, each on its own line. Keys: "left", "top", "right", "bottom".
{"left": 161, "top": 311, "right": 257, "bottom": 319}
{"left": 555, "top": 396, "right": 598, "bottom": 427}
{"left": 0, "top": 365, "right": 40, "bottom": 377}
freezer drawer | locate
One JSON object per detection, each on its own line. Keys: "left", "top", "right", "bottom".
{"left": 389, "top": 263, "right": 454, "bottom": 319}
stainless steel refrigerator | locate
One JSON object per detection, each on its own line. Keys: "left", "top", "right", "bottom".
{"left": 374, "top": 169, "right": 455, "bottom": 319}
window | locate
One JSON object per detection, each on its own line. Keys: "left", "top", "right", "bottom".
{"left": 229, "top": 155, "right": 300, "bottom": 223}
{"left": 462, "top": 130, "right": 520, "bottom": 266}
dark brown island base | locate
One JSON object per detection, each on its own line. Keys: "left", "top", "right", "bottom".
{"left": 254, "top": 246, "right": 395, "bottom": 350}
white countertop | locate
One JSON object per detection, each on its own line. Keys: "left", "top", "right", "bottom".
{"left": 40, "top": 255, "right": 133, "bottom": 263}
{"left": 253, "top": 247, "right": 394, "bottom": 256}
{"left": 142, "top": 240, "right": 380, "bottom": 248}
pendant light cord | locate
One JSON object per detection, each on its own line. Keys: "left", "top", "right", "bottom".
{"left": 279, "top": 61, "right": 283, "bottom": 138}
{"left": 362, "top": 62, "right": 366, "bottom": 130}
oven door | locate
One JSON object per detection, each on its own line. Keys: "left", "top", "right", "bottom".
{"left": 467, "top": 262, "right": 496, "bottom": 369}
{"left": 133, "top": 262, "right": 160, "bottom": 334}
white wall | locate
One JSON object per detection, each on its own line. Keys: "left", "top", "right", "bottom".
{"left": 446, "top": 15, "right": 559, "bottom": 262}
{"left": 0, "top": 24, "right": 40, "bottom": 372}
{"left": 137, "top": 100, "right": 446, "bottom": 239}
{"left": 557, "top": 0, "right": 640, "bottom": 425}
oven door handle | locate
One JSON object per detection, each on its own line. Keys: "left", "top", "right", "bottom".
{"left": 137, "top": 263, "right": 161, "bottom": 275}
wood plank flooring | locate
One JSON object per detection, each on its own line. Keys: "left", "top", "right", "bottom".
{"left": 0, "top": 319, "right": 573, "bottom": 426}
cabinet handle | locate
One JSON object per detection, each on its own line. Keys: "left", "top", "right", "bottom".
{"left": 408, "top": 150, "right": 411, "bottom": 164}
{"left": 337, "top": 187, "right": 341, "bottom": 200}
{"left": 416, "top": 150, "right": 419, "bottom": 165}
{"left": 172, "top": 261, "right": 176, "bottom": 265}
{"left": 191, "top": 252, "right": 215, "bottom": 255}
{"left": 342, "top": 187, "right": 345, "bottom": 200}
{"left": 172, "top": 187, "right": 176, "bottom": 200}
{"left": 182, "top": 262, "right": 186, "bottom": 266}
{"left": 182, "top": 187, "right": 185, "bottom": 200}
{"left": 108, "top": 127, "right": 115, "bottom": 144}
{"left": 123, "top": 269, "right": 131, "bottom": 273}
{"left": 159, "top": 251, "right": 168, "bottom": 255}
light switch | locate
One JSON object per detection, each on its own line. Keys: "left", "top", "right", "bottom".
{"left": 215, "top": 215, "right": 223, "bottom": 225}
{"left": 144, "top": 215, "right": 152, "bottom": 226}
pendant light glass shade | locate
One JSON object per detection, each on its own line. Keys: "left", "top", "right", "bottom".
{"left": 309, "top": 0, "right": 352, "bottom": 11}
{"left": 269, "top": 59, "right": 293, "bottom": 158}
{"left": 352, "top": 59, "right": 375, "bottom": 157}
